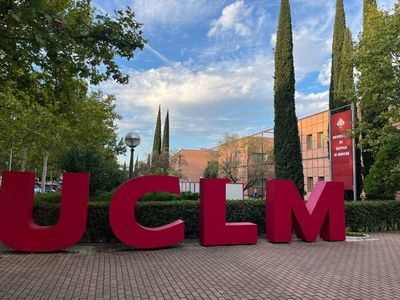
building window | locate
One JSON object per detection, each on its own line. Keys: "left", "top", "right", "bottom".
{"left": 317, "top": 132, "right": 324, "bottom": 148}
{"left": 306, "top": 134, "right": 313, "bottom": 150}
{"left": 307, "top": 177, "right": 314, "bottom": 192}
{"left": 318, "top": 176, "right": 325, "bottom": 182}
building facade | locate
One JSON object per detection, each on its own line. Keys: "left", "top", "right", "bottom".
{"left": 173, "top": 111, "right": 331, "bottom": 198}
{"left": 173, "top": 149, "right": 212, "bottom": 182}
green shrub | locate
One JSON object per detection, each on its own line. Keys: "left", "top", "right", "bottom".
{"left": 180, "top": 192, "right": 199, "bottom": 201}
{"left": 132, "top": 191, "right": 199, "bottom": 202}
{"left": 60, "top": 145, "right": 125, "bottom": 197}
{"left": 345, "top": 201, "right": 400, "bottom": 232}
{"left": 364, "top": 135, "right": 400, "bottom": 200}
{"left": 32, "top": 200, "right": 400, "bottom": 242}
{"left": 34, "top": 192, "right": 61, "bottom": 204}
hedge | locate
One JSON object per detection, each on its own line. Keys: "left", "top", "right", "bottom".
{"left": 35, "top": 191, "right": 200, "bottom": 204}
{"left": 345, "top": 201, "right": 400, "bottom": 232}
{"left": 32, "top": 199, "right": 400, "bottom": 242}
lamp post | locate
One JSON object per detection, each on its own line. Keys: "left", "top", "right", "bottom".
{"left": 125, "top": 132, "right": 141, "bottom": 179}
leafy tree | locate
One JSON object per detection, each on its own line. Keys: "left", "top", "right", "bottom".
{"left": 329, "top": 0, "right": 348, "bottom": 110}
{"left": 0, "top": 1, "right": 144, "bottom": 183}
{"left": 364, "top": 135, "right": 400, "bottom": 200}
{"left": 355, "top": 3, "right": 400, "bottom": 178}
{"left": 216, "top": 134, "right": 274, "bottom": 192}
{"left": 363, "top": 0, "right": 377, "bottom": 29}
{"left": 135, "top": 152, "right": 181, "bottom": 177}
{"left": 60, "top": 145, "right": 125, "bottom": 197}
{"left": 273, "top": 0, "right": 304, "bottom": 195}
{"left": 204, "top": 161, "right": 218, "bottom": 178}
{"left": 0, "top": 1, "right": 145, "bottom": 92}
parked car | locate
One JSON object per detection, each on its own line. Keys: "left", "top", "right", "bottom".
{"left": 34, "top": 183, "right": 55, "bottom": 194}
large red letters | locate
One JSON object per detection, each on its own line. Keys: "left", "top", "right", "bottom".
{"left": 0, "top": 172, "right": 89, "bottom": 252}
{"left": 266, "top": 180, "right": 345, "bottom": 243}
{"left": 199, "top": 178, "right": 257, "bottom": 246}
{"left": 109, "top": 176, "right": 184, "bottom": 249}
{"left": 0, "top": 172, "right": 346, "bottom": 252}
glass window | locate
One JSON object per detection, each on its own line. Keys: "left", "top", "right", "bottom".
{"left": 307, "top": 177, "right": 314, "bottom": 192}
{"left": 306, "top": 134, "right": 313, "bottom": 150}
{"left": 318, "top": 176, "right": 325, "bottom": 182}
{"left": 317, "top": 132, "right": 324, "bottom": 148}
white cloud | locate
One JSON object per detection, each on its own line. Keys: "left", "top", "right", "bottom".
{"left": 295, "top": 91, "right": 329, "bottom": 117}
{"left": 130, "top": 0, "right": 226, "bottom": 29}
{"left": 208, "top": 1, "right": 253, "bottom": 37}
{"left": 100, "top": 55, "right": 276, "bottom": 159}
{"left": 270, "top": 33, "right": 277, "bottom": 48}
{"left": 318, "top": 59, "right": 332, "bottom": 86}
{"left": 103, "top": 56, "right": 274, "bottom": 113}
{"left": 292, "top": 4, "right": 335, "bottom": 79}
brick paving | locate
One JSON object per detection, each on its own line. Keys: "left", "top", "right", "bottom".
{"left": 1, "top": 233, "right": 400, "bottom": 299}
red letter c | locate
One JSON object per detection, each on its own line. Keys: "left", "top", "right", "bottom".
{"left": 109, "top": 176, "right": 184, "bottom": 249}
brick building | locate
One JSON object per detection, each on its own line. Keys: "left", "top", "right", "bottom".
{"left": 173, "top": 111, "right": 331, "bottom": 198}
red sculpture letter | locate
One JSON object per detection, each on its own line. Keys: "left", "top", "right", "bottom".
{"left": 266, "top": 180, "right": 345, "bottom": 243}
{"left": 109, "top": 176, "right": 184, "bottom": 249}
{"left": 0, "top": 172, "right": 89, "bottom": 252}
{"left": 199, "top": 178, "right": 257, "bottom": 246}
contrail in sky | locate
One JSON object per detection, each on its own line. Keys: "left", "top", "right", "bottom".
{"left": 144, "top": 43, "right": 173, "bottom": 66}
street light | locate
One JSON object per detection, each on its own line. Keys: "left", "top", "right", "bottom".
{"left": 125, "top": 132, "right": 141, "bottom": 179}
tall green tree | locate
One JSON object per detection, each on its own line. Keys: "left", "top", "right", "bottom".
{"left": 162, "top": 110, "right": 169, "bottom": 155}
{"left": 356, "top": 3, "right": 400, "bottom": 178}
{"left": 363, "top": 0, "right": 377, "bottom": 29}
{"left": 152, "top": 106, "right": 162, "bottom": 162}
{"left": 337, "top": 28, "right": 355, "bottom": 103}
{"left": 329, "top": 0, "right": 347, "bottom": 110}
{"left": 273, "top": 0, "right": 304, "bottom": 195}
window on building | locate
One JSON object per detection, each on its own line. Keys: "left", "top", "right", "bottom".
{"left": 307, "top": 177, "right": 314, "bottom": 192}
{"left": 317, "top": 132, "right": 324, "bottom": 148}
{"left": 306, "top": 134, "right": 313, "bottom": 150}
{"left": 318, "top": 176, "right": 325, "bottom": 182}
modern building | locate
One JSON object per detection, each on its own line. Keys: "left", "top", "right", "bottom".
{"left": 173, "top": 110, "right": 331, "bottom": 198}
{"left": 172, "top": 149, "right": 212, "bottom": 182}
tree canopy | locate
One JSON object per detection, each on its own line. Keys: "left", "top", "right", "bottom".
{"left": 0, "top": 1, "right": 145, "bottom": 195}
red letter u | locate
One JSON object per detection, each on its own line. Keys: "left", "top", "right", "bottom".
{"left": 0, "top": 172, "right": 89, "bottom": 252}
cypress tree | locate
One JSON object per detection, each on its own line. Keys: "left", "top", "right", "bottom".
{"left": 161, "top": 110, "right": 170, "bottom": 174}
{"left": 273, "top": 0, "right": 304, "bottom": 195}
{"left": 337, "top": 28, "right": 355, "bottom": 103}
{"left": 152, "top": 106, "right": 162, "bottom": 163}
{"left": 162, "top": 110, "right": 169, "bottom": 155}
{"left": 329, "top": 0, "right": 347, "bottom": 110}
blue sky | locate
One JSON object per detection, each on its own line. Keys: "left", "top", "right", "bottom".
{"left": 93, "top": 0, "right": 397, "bottom": 163}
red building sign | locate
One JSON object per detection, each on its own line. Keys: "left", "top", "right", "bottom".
{"left": 330, "top": 110, "right": 354, "bottom": 191}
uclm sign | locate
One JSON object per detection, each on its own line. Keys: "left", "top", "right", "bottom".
{"left": 0, "top": 172, "right": 346, "bottom": 252}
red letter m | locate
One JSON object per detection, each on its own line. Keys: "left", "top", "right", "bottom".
{"left": 266, "top": 180, "right": 345, "bottom": 243}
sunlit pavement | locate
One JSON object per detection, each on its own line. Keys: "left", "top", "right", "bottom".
{"left": 1, "top": 233, "right": 400, "bottom": 299}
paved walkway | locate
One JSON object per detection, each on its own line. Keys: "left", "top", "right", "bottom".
{"left": 1, "top": 233, "right": 400, "bottom": 299}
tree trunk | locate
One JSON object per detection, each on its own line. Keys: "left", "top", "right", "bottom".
{"left": 41, "top": 151, "right": 50, "bottom": 193}
{"left": 8, "top": 148, "right": 13, "bottom": 171}
{"left": 21, "top": 147, "right": 28, "bottom": 171}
